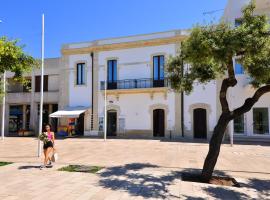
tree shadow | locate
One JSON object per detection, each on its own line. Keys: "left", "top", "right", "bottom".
{"left": 98, "top": 163, "right": 182, "bottom": 199}
{"left": 204, "top": 187, "right": 251, "bottom": 200}
{"left": 98, "top": 164, "right": 269, "bottom": 199}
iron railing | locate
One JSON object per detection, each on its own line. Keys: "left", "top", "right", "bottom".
{"left": 100, "top": 78, "right": 169, "bottom": 90}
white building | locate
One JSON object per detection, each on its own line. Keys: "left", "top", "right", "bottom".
{"left": 2, "top": 58, "right": 61, "bottom": 136}
{"left": 2, "top": 0, "right": 270, "bottom": 141}
{"left": 223, "top": 0, "right": 270, "bottom": 141}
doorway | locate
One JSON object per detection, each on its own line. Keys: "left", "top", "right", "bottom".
{"left": 107, "top": 110, "right": 117, "bottom": 136}
{"left": 153, "top": 109, "right": 165, "bottom": 137}
{"left": 193, "top": 108, "right": 207, "bottom": 139}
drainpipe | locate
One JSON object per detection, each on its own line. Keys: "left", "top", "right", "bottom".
{"left": 91, "top": 52, "right": 94, "bottom": 130}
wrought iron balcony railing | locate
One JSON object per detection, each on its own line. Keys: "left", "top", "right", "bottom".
{"left": 100, "top": 78, "right": 169, "bottom": 90}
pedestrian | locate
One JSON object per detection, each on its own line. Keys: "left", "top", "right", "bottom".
{"left": 40, "top": 124, "right": 55, "bottom": 169}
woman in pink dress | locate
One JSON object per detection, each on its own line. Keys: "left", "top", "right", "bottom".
{"left": 40, "top": 124, "right": 55, "bottom": 169}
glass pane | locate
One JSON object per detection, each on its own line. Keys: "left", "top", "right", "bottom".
{"left": 253, "top": 108, "right": 269, "bottom": 134}
{"left": 108, "top": 61, "right": 113, "bottom": 82}
{"left": 160, "top": 56, "right": 164, "bottom": 79}
{"left": 113, "top": 60, "right": 117, "bottom": 81}
{"left": 81, "top": 64, "right": 85, "bottom": 84}
{"left": 235, "top": 62, "right": 244, "bottom": 74}
{"left": 153, "top": 56, "right": 159, "bottom": 80}
{"left": 234, "top": 115, "right": 244, "bottom": 134}
{"left": 77, "top": 64, "right": 81, "bottom": 84}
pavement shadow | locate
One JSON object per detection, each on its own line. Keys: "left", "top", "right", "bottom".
{"left": 98, "top": 163, "right": 182, "bottom": 199}
{"left": 18, "top": 165, "right": 41, "bottom": 170}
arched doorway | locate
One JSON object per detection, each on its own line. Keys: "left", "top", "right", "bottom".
{"left": 193, "top": 108, "right": 207, "bottom": 139}
{"left": 107, "top": 110, "right": 117, "bottom": 136}
{"left": 153, "top": 109, "right": 165, "bottom": 137}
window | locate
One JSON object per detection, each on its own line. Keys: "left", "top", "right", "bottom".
{"left": 76, "top": 63, "right": 86, "bottom": 85}
{"left": 235, "top": 18, "right": 243, "bottom": 27}
{"left": 253, "top": 108, "right": 269, "bottom": 134}
{"left": 235, "top": 61, "right": 244, "bottom": 75}
{"left": 153, "top": 55, "right": 164, "bottom": 80}
{"left": 35, "top": 75, "right": 48, "bottom": 92}
{"left": 234, "top": 115, "right": 245, "bottom": 134}
{"left": 153, "top": 55, "right": 165, "bottom": 87}
{"left": 107, "top": 60, "right": 117, "bottom": 89}
{"left": 107, "top": 60, "right": 117, "bottom": 82}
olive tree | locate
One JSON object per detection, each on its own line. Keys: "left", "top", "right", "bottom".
{"left": 167, "top": 1, "right": 270, "bottom": 182}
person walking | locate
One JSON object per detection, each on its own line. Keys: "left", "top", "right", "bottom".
{"left": 40, "top": 124, "right": 55, "bottom": 169}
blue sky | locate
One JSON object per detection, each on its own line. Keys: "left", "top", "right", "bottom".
{"left": 0, "top": 0, "right": 227, "bottom": 58}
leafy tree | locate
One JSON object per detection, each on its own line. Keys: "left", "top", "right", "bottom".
{"left": 167, "top": 1, "right": 270, "bottom": 182}
{"left": 0, "top": 37, "right": 37, "bottom": 95}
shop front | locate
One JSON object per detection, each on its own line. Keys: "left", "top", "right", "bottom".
{"left": 49, "top": 106, "right": 89, "bottom": 137}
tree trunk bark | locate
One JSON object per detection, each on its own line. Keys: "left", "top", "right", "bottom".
{"left": 201, "top": 113, "right": 230, "bottom": 182}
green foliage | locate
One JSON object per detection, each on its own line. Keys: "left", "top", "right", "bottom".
{"left": 58, "top": 165, "right": 104, "bottom": 173}
{"left": 0, "top": 37, "right": 37, "bottom": 94}
{"left": 167, "top": 1, "right": 270, "bottom": 93}
{"left": 0, "top": 161, "right": 13, "bottom": 167}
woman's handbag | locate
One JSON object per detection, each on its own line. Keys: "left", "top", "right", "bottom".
{"left": 51, "top": 149, "right": 58, "bottom": 162}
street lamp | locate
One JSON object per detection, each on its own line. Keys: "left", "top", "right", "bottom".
{"left": 0, "top": 20, "right": 5, "bottom": 141}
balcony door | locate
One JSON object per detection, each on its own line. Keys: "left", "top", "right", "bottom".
{"left": 107, "top": 60, "right": 117, "bottom": 89}
{"left": 153, "top": 55, "right": 164, "bottom": 87}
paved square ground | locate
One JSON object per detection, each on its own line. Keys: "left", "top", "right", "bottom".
{"left": 0, "top": 138, "right": 270, "bottom": 199}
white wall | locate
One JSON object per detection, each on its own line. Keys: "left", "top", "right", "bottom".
{"left": 229, "top": 75, "right": 270, "bottom": 135}
{"left": 184, "top": 81, "right": 217, "bottom": 133}
{"left": 68, "top": 54, "right": 92, "bottom": 107}
{"left": 98, "top": 44, "right": 176, "bottom": 80}
{"left": 98, "top": 44, "right": 177, "bottom": 133}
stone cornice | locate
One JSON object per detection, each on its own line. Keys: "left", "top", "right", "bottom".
{"left": 62, "top": 35, "right": 187, "bottom": 55}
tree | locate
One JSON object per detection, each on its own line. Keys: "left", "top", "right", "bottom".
{"left": 0, "top": 37, "right": 37, "bottom": 95}
{"left": 167, "top": 1, "right": 270, "bottom": 182}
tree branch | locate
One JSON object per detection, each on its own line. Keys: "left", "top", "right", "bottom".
{"left": 232, "top": 84, "right": 270, "bottom": 118}
{"left": 220, "top": 61, "right": 237, "bottom": 113}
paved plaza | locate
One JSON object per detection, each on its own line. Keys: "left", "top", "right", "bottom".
{"left": 0, "top": 137, "right": 270, "bottom": 199}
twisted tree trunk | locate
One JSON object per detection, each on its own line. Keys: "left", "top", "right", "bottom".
{"left": 201, "top": 74, "right": 270, "bottom": 182}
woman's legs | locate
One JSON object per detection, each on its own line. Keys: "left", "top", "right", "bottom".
{"left": 46, "top": 147, "right": 53, "bottom": 164}
{"left": 43, "top": 149, "right": 47, "bottom": 166}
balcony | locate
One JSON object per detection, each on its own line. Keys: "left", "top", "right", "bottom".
{"left": 100, "top": 78, "right": 169, "bottom": 90}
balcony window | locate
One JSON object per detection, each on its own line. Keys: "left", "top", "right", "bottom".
{"left": 253, "top": 108, "right": 269, "bottom": 134}
{"left": 76, "top": 63, "right": 86, "bottom": 85}
{"left": 153, "top": 55, "right": 165, "bottom": 87}
{"left": 107, "top": 60, "right": 117, "bottom": 89}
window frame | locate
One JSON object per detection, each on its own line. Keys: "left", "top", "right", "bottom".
{"left": 76, "top": 63, "right": 86, "bottom": 85}
{"left": 153, "top": 55, "right": 165, "bottom": 80}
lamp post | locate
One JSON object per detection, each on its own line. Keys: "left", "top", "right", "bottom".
{"left": 1, "top": 20, "right": 5, "bottom": 140}
{"left": 38, "top": 14, "right": 45, "bottom": 157}
{"left": 104, "top": 65, "right": 107, "bottom": 141}
{"left": 1, "top": 72, "right": 6, "bottom": 140}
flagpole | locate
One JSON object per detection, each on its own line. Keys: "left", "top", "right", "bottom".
{"left": 104, "top": 65, "right": 107, "bottom": 141}
{"left": 38, "top": 14, "right": 45, "bottom": 157}
{"left": 1, "top": 71, "right": 6, "bottom": 140}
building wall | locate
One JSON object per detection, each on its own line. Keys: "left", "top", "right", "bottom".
{"left": 96, "top": 44, "right": 180, "bottom": 138}
{"left": 1, "top": 58, "right": 61, "bottom": 135}
{"left": 184, "top": 81, "right": 218, "bottom": 139}
{"left": 68, "top": 54, "right": 92, "bottom": 107}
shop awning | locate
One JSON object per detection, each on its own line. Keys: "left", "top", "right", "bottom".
{"left": 49, "top": 106, "right": 89, "bottom": 118}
